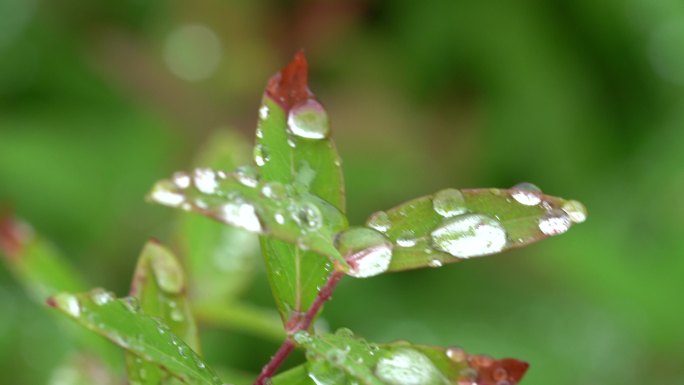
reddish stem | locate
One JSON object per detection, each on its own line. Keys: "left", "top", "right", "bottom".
{"left": 253, "top": 271, "right": 345, "bottom": 385}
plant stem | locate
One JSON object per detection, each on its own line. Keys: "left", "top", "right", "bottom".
{"left": 253, "top": 270, "right": 344, "bottom": 385}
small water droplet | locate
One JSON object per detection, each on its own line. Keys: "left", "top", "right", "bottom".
{"left": 287, "top": 99, "right": 330, "bottom": 139}
{"left": 217, "top": 199, "right": 262, "bottom": 232}
{"left": 335, "top": 328, "right": 355, "bottom": 338}
{"left": 428, "top": 259, "right": 443, "bottom": 268}
{"left": 274, "top": 212, "right": 285, "bottom": 224}
{"left": 254, "top": 144, "right": 270, "bottom": 167}
{"left": 235, "top": 165, "right": 259, "bottom": 188}
{"left": 291, "top": 201, "right": 322, "bottom": 231}
{"left": 259, "top": 105, "right": 269, "bottom": 120}
{"left": 150, "top": 181, "right": 185, "bottom": 207}
{"left": 122, "top": 297, "right": 141, "bottom": 313}
{"left": 366, "top": 211, "right": 391, "bottom": 233}
{"left": 262, "top": 182, "right": 287, "bottom": 200}
{"left": 396, "top": 231, "right": 417, "bottom": 247}
{"left": 90, "top": 288, "right": 115, "bottom": 306}
{"left": 430, "top": 214, "right": 507, "bottom": 258}
{"left": 60, "top": 294, "right": 81, "bottom": 317}
{"left": 538, "top": 209, "right": 571, "bottom": 235}
{"left": 445, "top": 347, "right": 466, "bottom": 362}
{"left": 287, "top": 137, "right": 297, "bottom": 148}
{"left": 510, "top": 183, "right": 542, "bottom": 206}
{"left": 433, "top": 188, "right": 467, "bottom": 217}
{"left": 336, "top": 227, "right": 393, "bottom": 278}
{"left": 172, "top": 172, "right": 191, "bottom": 189}
{"left": 193, "top": 168, "right": 218, "bottom": 194}
{"left": 561, "top": 200, "right": 587, "bottom": 223}
{"left": 293, "top": 330, "right": 312, "bottom": 345}
{"left": 375, "top": 348, "right": 443, "bottom": 385}
{"left": 256, "top": 127, "right": 264, "bottom": 139}
{"left": 170, "top": 308, "right": 185, "bottom": 322}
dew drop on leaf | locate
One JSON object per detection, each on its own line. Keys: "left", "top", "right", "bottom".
{"left": 254, "top": 144, "right": 270, "bottom": 167}
{"left": 374, "top": 348, "right": 443, "bottom": 385}
{"left": 293, "top": 330, "right": 312, "bottom": 345}
{"left": 430, "top": 214, "right": 507, "bottom": 258}
{"left": 172, "top": 172, "right": 191, "bottom": 189}
{"left": 90, "top": 288, "right": 115, "bottom": 306}
{"left": 60, "top": 294, "right": 81, "bottom": 317}
{"left": 259, "top": 104, "right": 270, "bottom": 120}
{"left": 287, "top": 99, "right": 330, "bottom": 140}
{"left": 217, "top": 200, "right": 262, "bottom": 232}
{"left": 432, "top": 188, "right": 467, "bottom": 217}
{"left": 262, "top": 182, "right": 287, "bottom": 200}
{"left": 149, "top": 181, "right": 185, "bottom": 207}
{"left": 445, "top": 347, "right": 466, "bottom": 363}
{"left": 290, "top": 201, "right": 322, "bottom": 231}
{"left": 336, "top": 227, "right": 393, "bottom": 278}
{"left": 366, "top": 211, "right": 392, "bottom": 233}
{"left": 193, "top": 168, "right": 219, "bottom": 194}
{"left": 510, "top": 183, "right": 543, "bottom": 206}
{"left": 538, "top": 209, "right": 572, "bottom": 235}
{"left": 235, "top": 165, "right": 259, "bottom": 188}
{"left": 561, "top": 200, "right": 587, "bottom": 223}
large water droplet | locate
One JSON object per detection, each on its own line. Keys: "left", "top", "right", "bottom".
{"left": 287, "top": 99, "right": 330, "bottom": 139}
{"left": 430, "top": 214, "right": 507, "bottom": 258}
{"left": 336, "top": 227, "right": 393, "bottom": 278}
{"left": 150, "top": 181, "right": 185, "bottom": 207}
{"left": 193, "top": 168, "right": 218, "bottom": 194}
{"left": 291, "top": 201, "right": 322, "bottom": 231}
{"left": 235, "top": 165, "right": 259, "bottom": 188}
{"left": 561, "top": 200, "right": 587, "bottom": 223}
{"left": 510, "top": 183, "right": 542, "bottom": 206}
{"left": 366, "top": 211, "right": 391, "bottom": 233}
{"left": 538, "top": 209, "right": 571, "bottom": 235}
{"left": 375, "top": 348, "right": 444, "bottom": 385}
{"left": 90, "top": 288, "right": 115, "bottom": 306}
{"left": 217, "top": 199, "right": 262, "bottom": 232}
{"left": 254, "top": 144, "right": 270, "bottom": 167}
{"left": 433, "top": 188, "right": 467, "bottom": 217}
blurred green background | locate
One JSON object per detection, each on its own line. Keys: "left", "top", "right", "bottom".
{"left": 1, "top": 0, "right": 683, "bottom": 384}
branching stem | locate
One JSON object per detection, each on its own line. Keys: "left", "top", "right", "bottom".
{"left": 253, "top": 270, "right": 345, "bottom": 385}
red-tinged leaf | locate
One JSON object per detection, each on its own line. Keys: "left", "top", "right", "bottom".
{"left": 266, "top": 50, "right": 314, "bottom": 111}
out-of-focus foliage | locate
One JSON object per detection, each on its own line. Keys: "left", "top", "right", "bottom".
{"left": 0, "top": 1, "right": 682, "bottom": 384}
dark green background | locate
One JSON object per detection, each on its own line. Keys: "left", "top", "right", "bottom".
{"left": 1, "top": 0, "right": 682, "bottom": 384}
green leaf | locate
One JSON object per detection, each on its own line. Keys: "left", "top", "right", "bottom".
{"left": 127, "top": 241, "right": 201, "bottom": 384}
{"left": 254, "top": 52, "right": 346, "bottom": 324}
{"left": 357, "top": 185, "right": 586, "bottom": 273}
{"left": 178, "top": 131, "right": 261, "bottom": 303}
{"left": 0, "top": 214, "right": 87, "bottom": 300}
{"left": 48, "top": 290, "right": 223, "bottom": 385}
{"left": 288, "top": 329, "right": 529, "bottom": 385}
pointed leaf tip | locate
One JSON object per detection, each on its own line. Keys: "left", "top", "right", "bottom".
{"left": 266, "top": 50, "right": 313, "bottom": 110}
{"left": 0, "top": 213, "right": 29, "bottom": 259}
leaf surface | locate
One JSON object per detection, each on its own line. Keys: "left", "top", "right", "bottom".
{"left": 254, "top": 52, "right": 346, "bottom": 325}
{"left": 127, "top": 241, "right": 200, "bottom": 385}
{"left": 361, "top": 186, "right": 587, "bottom": 273}
{"left": 48, "top": 290, "right": 222, "bottom": 385}
{"left": 287, "top": 329, "right": 529, "bottom": 385}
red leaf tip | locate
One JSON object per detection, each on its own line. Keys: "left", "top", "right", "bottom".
{"left": 265, "top": 50, "right": 314, "bottom": 111}
{"left": 0, "top": 212, "right": 29, "bottom": 259}
{"left": 46, "top": 296, "right": 57, "bottom": 308}
{"left": 469, "top": 356, "right": 529, "bottom": 385}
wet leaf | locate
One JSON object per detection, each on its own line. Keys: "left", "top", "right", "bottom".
{"left": 177, "top": 131, "right": 261, "bottom": 303}
{"left": 288, "top": 329, "right": 528, "bottom": 385}
{"left": 47, "top": 290, "right": 222, "bottom": 385}
{"left": 127, "top": 241, "right": 200, "bottom": 384}
{"left": 255, "top": 52, "right": 346, "bottom": 325}
{"left": 362, "top": 186, "right": 586, "bottom": 273}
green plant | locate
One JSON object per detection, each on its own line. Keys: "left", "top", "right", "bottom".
{"left": 0, "top": 52, "right": 586, "bottom": 385}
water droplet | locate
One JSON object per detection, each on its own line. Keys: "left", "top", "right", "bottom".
{"left": 561, "top": 200, "right": 587, "bottom": 223}
{"left": 90, "top": 288, "right": 115, "bottom": 306}
{"left": 259, "top": 105, "right": 269, "bottom": 120}
{"left": 396, "top": 231, "right": 417, "bottom": 247}
{"left": 366, "top": 211, "right": 391, "bottom": 233}
{"left": 445, "top": 347, "right": 466, "bottom": 362}
{"left": 375, "top": 348, "right": 443, "bottom": 385}
{"left": 193, "top": 168, "right": 218, "bottom": 194}
{"left": 60, "top": 294, "right": 81, "bottom": 317}
{"left": 254, "top": 144, "right": 270, "bottom": 167}
{"left": 433, "top": 188, "right": 467, "bottom": 217}
{"left": 291, "top": 202, "right": 322, "bottom": 231}
{"left": 428, "top": 259, "right": 443, "bottom": 268}
{"left": 235, "top": 165, "right": 259, "bottom": 188}
{"left": 287, "top": 137, "right": 297, "bottom": 148}
{"left": 172, "top": 172, "right": 191, "bottom": 189}
{"left": 256, "top": 127, "right": 264, "bottom": 139}
{"left": 335, "top": 328, "right": 355, "bottom": 338}
{"left": 287, "top": 99, "right": 330, "bottom": 139}
{"left": 274, "top": 212, "right": 285, "bottom": 224}
{"left": 217, "top": 200, "right": 262, "bottom": 232}
{"left": 122, "top": 297, "right": 141, "bottom": 313}
{"left": 170, "top": 308, "right": 185, "bottom": 322}
{"left": 293, "top": 330, "right": 312, "bottom": 345}
{"left": 150, "top": 181, "right": 185, "bottom": 207}
{"left": 262, "top": 182, "right": 287, "bottom": 200}
{"left": 510, "top": 183, "right": 542, "bottom": 206}
{"left": 336, "top": 227, "right": 393, "bottom": 278}
{"left": 538, "top": 209, "right": 571, "bottom": 236}
{"left": 430, "top": 214, "right": 507, "bottom": 258}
